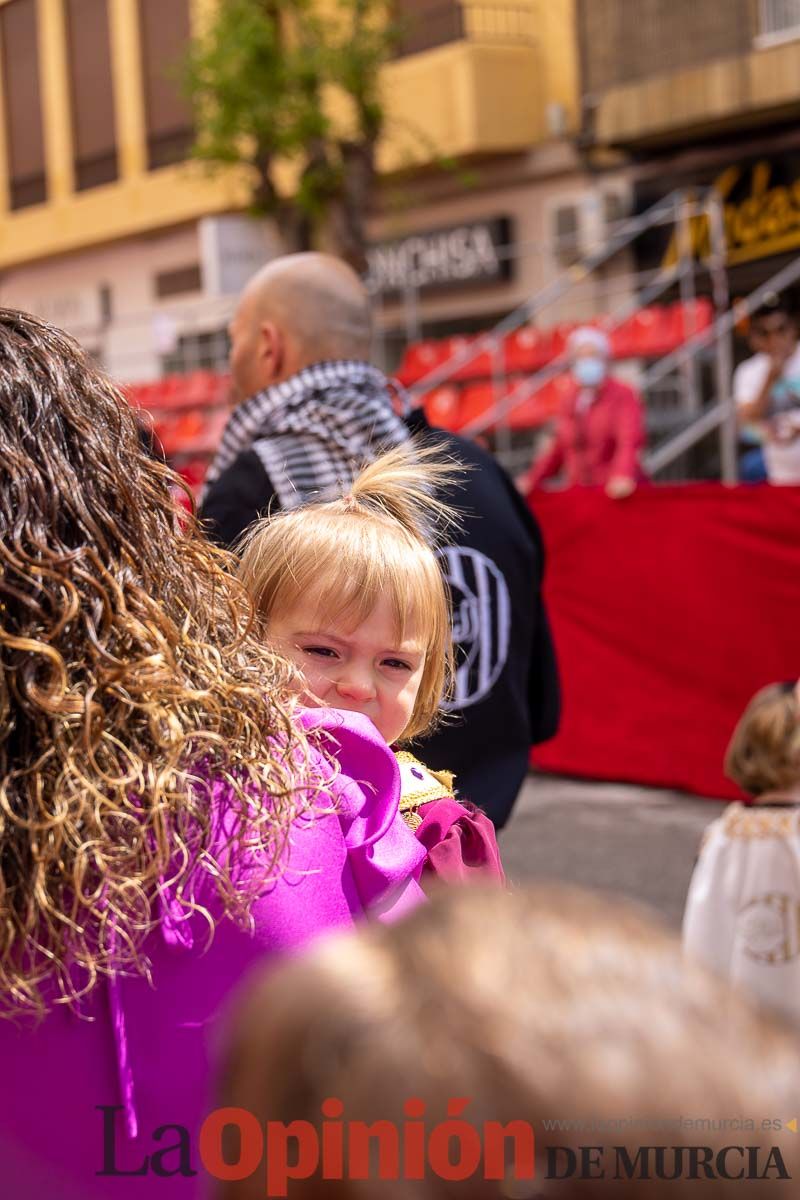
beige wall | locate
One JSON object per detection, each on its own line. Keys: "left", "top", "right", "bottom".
{"left": 0, "top": 0, "right": 583, "bottom": 271}
{"left": 0, "top": 223, "right": 233, "bottom": 381}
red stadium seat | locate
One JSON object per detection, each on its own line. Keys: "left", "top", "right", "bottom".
{"left": 504, "top": 326, "right": 552, "bottom": 372}
{"left": 508, "top": 374, "right": 571, "bottom": 430}
{"left": 423, "top": 385, "right": 461, "bottom": 431}
{"left": 396, "top": 339, "right": 454, "bottom": 385}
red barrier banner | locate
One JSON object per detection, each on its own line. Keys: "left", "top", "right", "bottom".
{"left": 530, "top": 484, "right": 800, "bottom": 800}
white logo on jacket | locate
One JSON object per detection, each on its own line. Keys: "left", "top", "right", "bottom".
{"left": 436, "top": 546, "right": 511, "bottom": 710}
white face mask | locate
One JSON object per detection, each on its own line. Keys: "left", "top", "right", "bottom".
{"left": 572, "top": 357, "right": 607, "bottom": 388}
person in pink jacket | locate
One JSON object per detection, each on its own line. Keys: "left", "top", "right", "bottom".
{"left": 0, "top": 308, "right": 424, "bottom": 1199}
{"left": 525, "top": 326, "right": 647, "bottom": 498}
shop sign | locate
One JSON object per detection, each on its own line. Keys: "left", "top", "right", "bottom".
{"left": 659, "top": 159, "right": 800, "bottom": 268}
{"left": 366, "top": 217, "right": 513, "bottom": 296}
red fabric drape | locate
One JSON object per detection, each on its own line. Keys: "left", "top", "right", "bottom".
{"left": 529, "top": 484, "right": 800, "bottom": 800}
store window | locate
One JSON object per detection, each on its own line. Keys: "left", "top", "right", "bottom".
{"left": 66, "top": 0, "right": 118, "bottom": 190}
{"left": 0, "top": 0, "right": 46, "bottom": 209}
{"left": 138, "top": 0, "right": 193, "bottom": 169}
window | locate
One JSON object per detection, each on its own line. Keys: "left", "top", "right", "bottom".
{"left": 138, "top": 0, "right": 193, "bottom": 169}
{"left": 65, "top": 0, "right": 118, "bottom": 190}
{"left": 757, "top": 0, "right": 800, "bottom": 44}
{"left": 0, "top": 0, "right": 46, "bottom": 209}
{"left": 161, "top": 327, "right": 230, "bottom": 375}
{"left": 155, "top": 264, "right": 202, "bottom": 299}
{"left": 552, "top": 204, "right": 581, "bottom": 267}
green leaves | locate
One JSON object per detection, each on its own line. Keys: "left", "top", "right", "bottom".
{"left": 182, "top": 0, "right": 397, "bottom": 262}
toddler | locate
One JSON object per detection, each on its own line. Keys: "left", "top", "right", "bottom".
{"left": 683, "top": 681, "right": 800, "bottom": 1024}
{"left": 238, "top": 444, "right": 504, "bottom": 886}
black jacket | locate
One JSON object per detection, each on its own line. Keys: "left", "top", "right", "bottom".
{"left": 404, "top": 409, "right": 560, "bottom": 826}
{"left": 200, "top": 448, "right": 279, "bottom": 550}
{"left": 200, "top": 411, "right": 560, "bottom": 827}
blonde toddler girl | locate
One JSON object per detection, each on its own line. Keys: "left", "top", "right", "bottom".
{"left": 238, "top": 444, "right": 504, "bottom": 885}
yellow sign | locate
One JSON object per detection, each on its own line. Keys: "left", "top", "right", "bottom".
{"left": 663, "top": 161, "right": 800, "bottom": 268}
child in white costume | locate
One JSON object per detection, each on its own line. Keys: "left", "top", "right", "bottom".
{"left": 683, "top": 682, "right": 800, "bottom": 1024}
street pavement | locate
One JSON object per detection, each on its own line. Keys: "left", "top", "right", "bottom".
{"left": 499, "top": 771, "right": 728, "bottom": 930}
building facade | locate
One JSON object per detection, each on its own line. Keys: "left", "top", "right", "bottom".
{"left": 0, "top": 0, "right": 622, "bottom": 383}
{"left": 578, "top": 0, "right": 800, "bottom": 306}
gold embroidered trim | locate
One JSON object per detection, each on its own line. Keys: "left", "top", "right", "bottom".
{"left": 722, "top": 803, "right": 800, "bottom": 841}
{"left": 395, "top": 750, "right": 455, "bottom": 829}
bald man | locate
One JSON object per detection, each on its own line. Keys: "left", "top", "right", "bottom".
{"left": 200, "top": 251, "right": 559, "bottom": 828}
{"left": 200, "top": 253, "right": 409, "bottom": 546}
{"left": 227, "top": 252, "right": 372, "bottom": 404}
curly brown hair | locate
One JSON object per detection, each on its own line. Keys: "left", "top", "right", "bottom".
{"left": 0, "top": 308, "right": 309, "bottom": 1017}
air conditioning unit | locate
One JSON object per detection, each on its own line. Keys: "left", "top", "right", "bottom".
{"left": 551, "top": 188, "right": 630, "bottom": 267}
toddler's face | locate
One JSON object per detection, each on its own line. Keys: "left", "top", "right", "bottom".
{"left": 269, "top": 593, "right": 426, "bottom": 745}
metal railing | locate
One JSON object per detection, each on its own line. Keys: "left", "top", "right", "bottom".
{"left": 405, "top": 189, "right": 687, "bottom": 401}
{"left": 643, "top": 251, "right": 800, "bottom": 478}
{"left": 395, "top": 2, "right": 534, "bottom": 57}
{"left": 394, "top": 186, "right": 758, "bottom": 482}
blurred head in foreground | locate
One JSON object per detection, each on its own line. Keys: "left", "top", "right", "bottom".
{"left": 218, "top": 886, "right": 800, "bottom": 1199}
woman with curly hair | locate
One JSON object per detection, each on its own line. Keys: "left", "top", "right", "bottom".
{"left": 0, "top": 309, "right": 424, "bottom": 1198}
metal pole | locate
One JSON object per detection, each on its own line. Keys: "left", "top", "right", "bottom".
{"left": 491, "top": 334, "right": 512, "bottom": 461}
{"left": 370, "top": 284, "right": 388, "bottom": 373}
{"left": 705, "top": 191, "right": 737, "bottom": 484}
{"left": 402, "top": 279, "right": 421, "bottom": 346}
{"left": 674, "top": 192, "right": 700, "bottom": 418}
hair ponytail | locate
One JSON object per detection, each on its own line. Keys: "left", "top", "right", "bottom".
{"left": 338, "top": 441, "right": 464, "bottom": 546}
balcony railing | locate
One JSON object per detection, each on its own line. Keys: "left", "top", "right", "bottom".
{"left": 396, "top": 2, "right": 534, "bottom": 58}
{"left": 579, "top": 0, "right": 753, "bottom": 93}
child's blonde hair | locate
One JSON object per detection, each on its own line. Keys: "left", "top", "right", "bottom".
{"left": 238, "top": 443, "right": 459, "bottom": 742}
{"left": 725, "top": 682, "right": 800, "bottom": 796}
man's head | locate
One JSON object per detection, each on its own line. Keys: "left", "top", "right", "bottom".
{"left": 748, "top": 294, "right": 797, "bottom": 358}
{"left": 228, "top": 252, "right": 372, "bottom": 404}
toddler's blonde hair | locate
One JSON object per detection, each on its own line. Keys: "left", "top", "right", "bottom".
{"left": 725, "top": 682, "right": 800, "bottom": 796}
{"left": 238, "top": 443, "right": 459, "bottom": 741}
